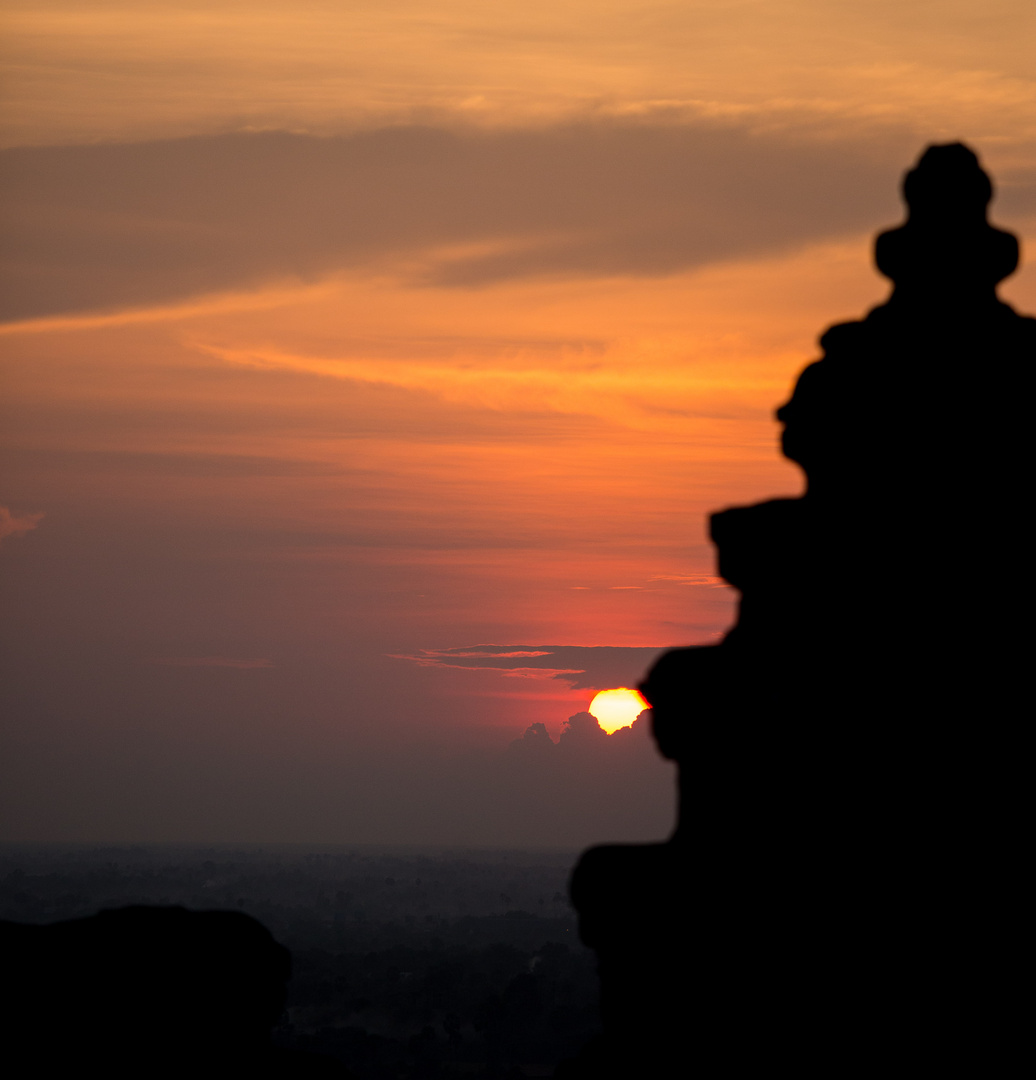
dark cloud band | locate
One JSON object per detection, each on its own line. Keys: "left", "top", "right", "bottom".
{"left": 0, "top": 119, "right": 951, "bottom": 322}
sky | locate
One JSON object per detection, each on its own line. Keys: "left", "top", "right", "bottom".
{"left": 2, "top": 1, "right": 1035, "bottom": 847}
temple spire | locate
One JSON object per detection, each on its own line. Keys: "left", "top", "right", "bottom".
{"left": 875, "top": 143, "right": 1018, "bottom": 299}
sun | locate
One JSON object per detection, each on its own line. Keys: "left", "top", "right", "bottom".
{"left": 588, "top": 687, "right": 649, "bottom": 734}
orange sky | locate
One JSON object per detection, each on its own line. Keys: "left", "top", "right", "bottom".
{"left": 1, "top": 1, "right": 1034, "bottom": 844}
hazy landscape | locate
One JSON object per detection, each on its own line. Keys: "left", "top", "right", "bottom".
{"left": 0, "top": 845, "right": 599, "bottom": 1077}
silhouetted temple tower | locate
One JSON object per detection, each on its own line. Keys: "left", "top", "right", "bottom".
{"left": 567, "top": 144, "right": 1033, "bottom": 1077}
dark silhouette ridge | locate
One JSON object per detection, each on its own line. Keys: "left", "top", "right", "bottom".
{"left": 0, "top": 906, "right": 352, "bottom": 1077}
{"left": 0, "top": 849, "right": 599, "bottom": 1076}
{"left": 565, "top": 144, "right": 1034, "bottom": 1077}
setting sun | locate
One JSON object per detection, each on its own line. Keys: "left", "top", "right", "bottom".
{"left": 588, "top": 688, "right": 649, "bottom": 734}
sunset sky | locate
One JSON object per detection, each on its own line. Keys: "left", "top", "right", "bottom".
{"left": 2, "top": 1, "right": 1034, "bottom": 846}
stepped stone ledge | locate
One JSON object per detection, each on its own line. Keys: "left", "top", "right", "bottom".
{"left": 563, "top": 143, "right": 1034, "bottom": 1078}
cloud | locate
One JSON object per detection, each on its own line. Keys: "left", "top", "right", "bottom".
{"left": 0, "top": 119, "right": 944, "bottom": 322}
{"left": 397, "top": 644, "right": 669, "bottom": 690}
{"left": 649, "top": 573, "right": 728, "bottom": 588}
{"left": 149, "top": 656, "right": 274, "bottom": 669}
{"left": 509, "top": 710, "right": 651, "bottom": 756}
{"left": 495, "top": 710, "right": 674, "bottom": 843}
{"left": 0, "top": 505, "right": 44, "bottom": 543}
{"left": 2, "top": 447, "right": 342, "bottom": 479}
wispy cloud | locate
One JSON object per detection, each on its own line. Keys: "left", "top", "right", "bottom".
{"left": 149, "top": 656, "right": 274, "bottom": 669}
{"left": 5, "top": 3, "right": 1033, "bottom": 149}
{"left": 0, "top": 280, "right": 333, "bottom": 337}
{"left": 196, "top": 334, "right": 786, "bottom": 433}
{"left": 650, "top": 573, "right": 728, "bottom": 587}
{"left": 0, "top": 505, "right": 44, "bottom": 543}
{"left": 396, "top": 644, "right": 669, "bottom": 690}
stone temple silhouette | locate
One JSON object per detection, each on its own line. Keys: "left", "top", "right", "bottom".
{"left": 565, "top": 144, "right": 1034, "bottom": 1076}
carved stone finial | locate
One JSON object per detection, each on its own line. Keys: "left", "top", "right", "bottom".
{"left": 875, "top": 142, "right": 1019, "bottom": 294}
